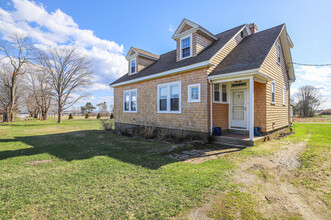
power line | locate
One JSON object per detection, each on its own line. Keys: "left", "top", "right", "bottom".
{"left": 289, "top": 62, "right": 331, "bottom": 67}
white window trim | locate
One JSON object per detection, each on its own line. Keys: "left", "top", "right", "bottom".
{"left": 123, "top": 89, "right": 137, "bottom": 113}
{"left": 276, "top": 42, "right": 281, "bottom": 64}
{"left": 283, "top": 86, "right": 286, "bottom": 106}
{"left": 213, "top": 83, "right": 228, "bottom": 104}
{"left": 130, "top": 58, "right": 137, "bottom": 75}
{"left": 271, "top": 81, "right": 275, "bottom": 104}
{"left": 188, "top": 83, "right": 201, "bottom": 102}
{"left": 157, "top": 81, "right": 181, "bottom": 113}
{"left": 180, "top": 34, "right": 193, "bottom": 60}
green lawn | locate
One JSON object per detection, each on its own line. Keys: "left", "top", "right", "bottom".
{"left": 0, "top": 119, "right": 233, "bottom": 219}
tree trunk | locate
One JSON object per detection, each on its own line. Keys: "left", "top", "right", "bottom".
{"left": 42, "top": 111, "right": 48, "bottom": 120}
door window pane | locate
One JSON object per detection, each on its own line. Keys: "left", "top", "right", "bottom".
{"left": 233, "top": 106, "right": 244, "bottom": 120}
{"left": 233, "top": 92, "right": 244, "bottom": 105}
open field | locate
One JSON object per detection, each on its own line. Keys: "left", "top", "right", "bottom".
{"left": 293, "top": 115, "right": 331, "bottom": 123}
{"left": 0, "top": 119, "right": 330, "bottom": 219}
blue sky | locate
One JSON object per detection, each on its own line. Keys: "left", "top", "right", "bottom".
{"left": 0, "top": 0, "right": 330, "bottom": 109}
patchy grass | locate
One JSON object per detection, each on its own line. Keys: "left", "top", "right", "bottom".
{"left": 289, "top": 123, "right": 331, "bottom": 205}
{"left": 209, "top": 189, "right": 264, "bottom": 220}
{"left": 0, "top": 119, "right": 233, "bottom": 219}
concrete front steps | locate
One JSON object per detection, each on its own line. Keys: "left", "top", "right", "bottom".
{"left": 211, "top": 127, "right": 291, "bottom": 147}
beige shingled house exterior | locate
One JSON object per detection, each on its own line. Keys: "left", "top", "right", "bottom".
{"left": 110, "top": 19, "right": 295, "bottom": 142}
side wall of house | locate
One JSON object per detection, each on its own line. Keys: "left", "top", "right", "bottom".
{"left": 259, "top": 38, "right": 290, "bottom": 132}
{"left": 113, "top": 68, "right": 210, "bottom": 133}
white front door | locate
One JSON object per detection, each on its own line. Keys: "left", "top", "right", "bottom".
{"left": 230, "top": 90, "right": 247, "bottom": 129}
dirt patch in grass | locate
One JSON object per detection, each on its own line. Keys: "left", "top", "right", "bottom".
{"left": 26, "top": 160, "right": 54, "bottom": 165}
{"left": 233, "top": 141, "right": 330, "bottom": 219}
{"left": 168, "top": 146, "right": 242, "bottom": 164}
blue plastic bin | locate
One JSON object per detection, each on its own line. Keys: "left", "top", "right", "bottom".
{"left": 254, "top": 127, "right": 261, "bottom": 136}
{"left": 214, "top": 127, "right": 221, "bottom": 136}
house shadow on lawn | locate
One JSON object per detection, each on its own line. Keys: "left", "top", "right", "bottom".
{"left": 0, "top": 130, "right": 176, "bottom": 170}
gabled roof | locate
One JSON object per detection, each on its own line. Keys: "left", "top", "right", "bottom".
{"left": 111, "top": 24, "right": 246, "bottom": 86}
{"left": 126, "top": 47, "right": 160, "bottom": 60}
{"left": 172, "top": 18, "right": 218, "bottom": 41}
{"left": 209, "top": 24, "right": 286, "bottom": 76}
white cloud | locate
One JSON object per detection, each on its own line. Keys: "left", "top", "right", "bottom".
{"left": 293, "top": 66, "right": 331, "bottom": 109}
{"left": 0, "top": 0, "right": 127, "bottom": 108}
{"left": 0, "top": 0, "right": 127, "bottom": 82}
{"left": 168, "top": 24, "right": 174, "bottom": 32}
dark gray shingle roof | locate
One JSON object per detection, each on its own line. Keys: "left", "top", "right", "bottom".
{"left": 209, "top": 24, "right": 284, "bottom": 76}
{"left": 110, "top": 24, "right": 245, "bottom": 85}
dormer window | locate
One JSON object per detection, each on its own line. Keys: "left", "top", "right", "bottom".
{"left": 180, "top": 35, "right": 192, "bottom": 59}
{"left": 130, "top": 58, "right": 136, "bottom": 74}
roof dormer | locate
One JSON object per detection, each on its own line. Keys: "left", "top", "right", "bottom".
{"left": 126, "top": 47, "right": 159, "bottom": 75}
{"left": 172, "top": 19, "right": 218, "bottom": 61}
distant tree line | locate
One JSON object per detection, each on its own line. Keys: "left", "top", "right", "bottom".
{"left": 0, "top": 33, "right": 93, "bottom": 123}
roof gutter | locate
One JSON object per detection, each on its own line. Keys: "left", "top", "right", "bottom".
{"left": 110, "top": 60, "right": 211, "bottom": 88}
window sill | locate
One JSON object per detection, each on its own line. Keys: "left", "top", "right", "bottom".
{"left": 213, "top": 101, "right": 229, "bottom": 104}
{"left": 157, "top": 111, "right": 181, "bottom": 114}
{"left": 188, "top": 100, "right": 200, "bottom": 103}
{"left": 271, "top": 102, "right": 275, "bottom": 105}
{"left": 276, "top": 61, "right": 281, "bottom": 66}
{"left": 180, "top": 55, "right": 192, "bottom": 60}
{"left": 124, "top": 111, "right": 137, "bottom": 113}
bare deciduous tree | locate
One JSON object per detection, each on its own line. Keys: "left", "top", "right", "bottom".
{"left": 24, "top": 93, "right": 39, "bottom": 118}
{"left": 0, "top": 34, "right": 37, "bottom": 122}
{"left": 26, "top": 63, "right": 54, "bottom": 120}
{"left": 44, "top": 47, "right": 92, "bottom": 123}
{"left": 294, "top": 85, "right": 324, "bottom": 117}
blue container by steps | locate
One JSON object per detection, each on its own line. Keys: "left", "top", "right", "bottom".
{"left": 254, "top": 127, "right": 261, "bottom": 136}
{"left": 214, "top": 127, "right": 221, "bottom": 136}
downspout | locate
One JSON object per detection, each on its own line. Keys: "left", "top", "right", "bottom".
{"left": 208, "top": 78, "right": 213, "bottom": 135}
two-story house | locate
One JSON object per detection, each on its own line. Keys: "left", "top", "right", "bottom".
{"left": 110, "top": 19, "right": 295, "bottom": 143}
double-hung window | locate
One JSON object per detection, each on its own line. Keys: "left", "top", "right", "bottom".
{"left": 276, "top": 43, "right": 281, "bottom": 64}
{"left": 123, "top": 89, "right": 137, "bottom": 112}
{"left": 181, "top": 35, "right": 191, "bottom": 59}
{"left": 157, "top": 81, "right": 181, "bottom": 113}
{"left": 271, "top": 82, "right": 275, "bottom": 104}
{"left": 130, "top": 58, "right": 136, "bottom": 74}
{"left": 283, "top": 86, "right": 286, "bottom": 106}
{"left": 188, "top": 84, "right": 201, "bottom": 102}
{"left": 214, "top": 83, "right": 227, "bottom": 103}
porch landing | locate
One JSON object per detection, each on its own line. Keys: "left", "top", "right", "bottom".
{"left": 211, "top": 127, "right": 290, "bottom": 147}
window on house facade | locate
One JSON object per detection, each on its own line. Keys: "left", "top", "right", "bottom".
{"left": 271, "top": 82, "right": 275, "bottom": 104}
{"left": 214, "top": 83, "right": 227, "bottom": 103}
{"left": 181, "top": 36, "right": 191, "bottom": 59}
{"left": 130, "top": 58, "right": 136, "bottom": 74}
{"left": 283, "top": 86, "right": 286, "bottom": 105}
{"left": 123, "top": 89, "right": 137, "bottom": 112}
{"left": 240, "top": 31, "right": 244, "bottom": 38}
{"left": 188, "top": 84, "right": 201, "bottom": 102}
{"left": 276, "top": 43, "right": 281, "bottom": 63}
{"left": 158, "top": 81, "right": 181, "bottom": 113}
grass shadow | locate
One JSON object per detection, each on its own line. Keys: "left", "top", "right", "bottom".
{"left": 0, "top": 130, "right": 175, "bottom": 169}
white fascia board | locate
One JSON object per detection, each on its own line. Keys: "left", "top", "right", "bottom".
{"left": 208, "top": 68, "right": 260, "bottom": 81}
{"left": 111, "top": 60, "right": 210, "bottom": 88}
